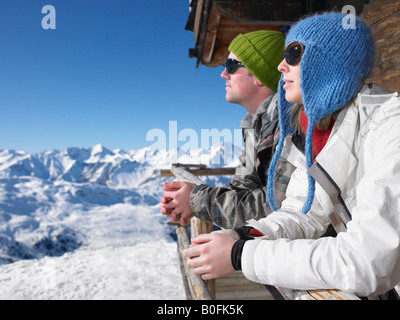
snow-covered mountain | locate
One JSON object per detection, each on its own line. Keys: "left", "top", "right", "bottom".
{"left": 0, "top": 144, "right": 238, "bottom": 265}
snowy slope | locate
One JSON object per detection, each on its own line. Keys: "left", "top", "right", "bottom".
{"left": 0, "top": 144, "right": 238, "bottom": 299}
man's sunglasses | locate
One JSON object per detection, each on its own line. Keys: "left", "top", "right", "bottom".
{"left": 225, "top": 58, "right": 245, "bottom": 74}
{"left": 284, "top": 42, "right": 305, "bottom": 66}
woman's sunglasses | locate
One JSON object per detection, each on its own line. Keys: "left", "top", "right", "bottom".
{"left": 225, "top": 58, "right": 245, "bottom": 74}
{"left": 284, "top": 42, "right": 305, "bottom": 66}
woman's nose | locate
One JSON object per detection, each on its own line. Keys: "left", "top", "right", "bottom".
{"left": 278, "top": 59, "right": 289, "bottom": 74}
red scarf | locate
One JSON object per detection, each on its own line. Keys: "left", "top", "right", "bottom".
{"left": 299, "top": 110, "right": 334, "bottom": 162}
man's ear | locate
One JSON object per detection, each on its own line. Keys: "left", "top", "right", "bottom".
{"left": 254, "top": 78, "right": 265, "bottom": 88}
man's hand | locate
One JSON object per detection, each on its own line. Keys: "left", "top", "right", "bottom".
{"left": 159, "top": 181, "right": 195, "bottom": 226}
{"left": 183, "top": 232, "right": 237, "bottom": 280}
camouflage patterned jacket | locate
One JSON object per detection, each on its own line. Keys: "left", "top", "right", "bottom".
{"left": 189, "top": 94, "right": 295, "bottom": 229}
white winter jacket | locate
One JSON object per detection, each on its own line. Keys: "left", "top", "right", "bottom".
{"left": 242, "top": 84, "right": 400, "bottom": 297}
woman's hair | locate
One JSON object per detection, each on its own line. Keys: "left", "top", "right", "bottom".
{"left": 290, "top": 104, "right": 341, "bottom": 134}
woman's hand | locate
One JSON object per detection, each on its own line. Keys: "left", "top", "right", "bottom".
{"left": 183, "top": 232, "right": 237, "bottom": 280}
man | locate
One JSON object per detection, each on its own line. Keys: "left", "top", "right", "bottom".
{"left": 160, "top": 30, "right": 293, "bottom": 229}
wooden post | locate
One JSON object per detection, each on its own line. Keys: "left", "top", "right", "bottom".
{"left": 189, "top": 217, "right": 215, "bottom": 299}
{"left": 170, "top": 164, "right": 216, "bottom": 299}
{"left": 176, "top": 225, "right": 212, "bottom": 300}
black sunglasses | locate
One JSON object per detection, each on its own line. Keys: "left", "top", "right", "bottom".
{"left": 284, "top": 42, "right": 305, "bottom": 66}
{"left": 225, "top": 58, "right": 245, "bottom": 74}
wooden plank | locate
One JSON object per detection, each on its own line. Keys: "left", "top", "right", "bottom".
{"left": 216, "top": 288, "right": 274, "bottom": 300}
{"left": 362, "top": 0, "right": 400, "bottom": 24}
{"left": 363, "top": 0, "right": 400, "bottom": 92}
{"left": 190, "top": 217, "right": 215, "bottom": 299}
{"left": 201, "top": 14, "right": 283, "bottom": 67}
{"left": 192, "top": 0, "right": 322, "bottom": 67}
{"left": 215, "top": 271, "right": 275, "bottom": 300}
{"left": 171, "top": 164, "right": 216, "bottom": 299}
{"left": 177, "top": 244, "right": 193, "bottom": 300}
{"left": 202, "top": 3, "right": 221, "bottom": 64}
{"left": 176, "top": 225, "right": 212, "bottom": 300}
{"left": 214, "top": 0, "right": 305, "bottom": 25}
{"left": 160, "top": 166, "right": 236, "bottom": 177}
{"left": 193, "top": 0, "right": 205, "bottom": 43}
{"left": 170, "top": 164, "right": 208, "bottom": 184}
{"left": 276, "top": 287, "right": 359, "bottom": 300}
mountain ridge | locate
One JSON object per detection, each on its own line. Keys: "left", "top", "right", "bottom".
{"left": 0, "top": 143, "right": 238, "bottom": 264}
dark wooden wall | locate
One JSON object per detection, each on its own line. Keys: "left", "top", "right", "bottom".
{"left": 187, "top": 0, "right": 400, "bottom": 92}
{"left": 363, "top": 0, "right": 400, "bottom": 92}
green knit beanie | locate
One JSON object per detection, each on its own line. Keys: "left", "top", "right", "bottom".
{"left": 228, "top": 30, "right": 284, "bottom": 92}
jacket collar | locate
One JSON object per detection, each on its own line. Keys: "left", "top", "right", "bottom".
{"left": 357, "top": 84, "right": 400, "bottom": 137}
{"left": 286, "top": 84, "right": 399, "bottom": 190}
{"left": 310, "top": 84, "right": 400, "bottom": 199}
{"left": 240, "top": 94, "right": 276, "bottom": 130}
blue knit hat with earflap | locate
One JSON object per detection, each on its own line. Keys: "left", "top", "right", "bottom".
{"left": 267, "top": 12, "right": 375, "bottom": 213}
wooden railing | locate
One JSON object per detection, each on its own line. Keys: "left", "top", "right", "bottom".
{"left": 176, "top": 221, "right": 213, "bottom": 300}
{"left": 163, "top": 163, "right": 360, "bottom": 300}
{"left": 166, "top": 164, "right": 218, "bottom": 300}
{"left": 160, "top": 164, "right": 236, "bottom": 178}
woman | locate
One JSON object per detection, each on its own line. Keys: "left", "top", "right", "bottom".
{"left": 183, "top": 12, "right": 400, "bottom": 298}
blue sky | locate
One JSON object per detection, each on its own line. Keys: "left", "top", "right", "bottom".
{"left": 0, "top": 0, "right": 245, "bottom": 153}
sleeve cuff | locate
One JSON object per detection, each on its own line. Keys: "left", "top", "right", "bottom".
{"left": 231, "top": 239, "right": 248, "bottom": 270}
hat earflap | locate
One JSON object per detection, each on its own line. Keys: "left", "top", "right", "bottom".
{"left": 302, "top": 117, "right": 317, "bottom": 213}
{"left": 267, "top": 79, "right": 293, "bottom": 211}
